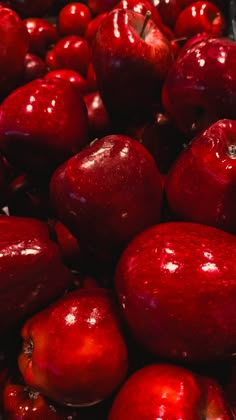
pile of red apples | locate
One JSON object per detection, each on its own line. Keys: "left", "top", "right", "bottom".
{"left": 1, "top": 0, "right": 236, "bottom": 418}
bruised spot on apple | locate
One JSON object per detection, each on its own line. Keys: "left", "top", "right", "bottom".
{"left": 165, "top": 119, "right": 236, "bottom": 234}
{"left": 50, "top": 134, "right": 163, "bottom": 264}
{"left": 115, "top": 221, "right": 236, "bottom": 363}
{"left": 92, "top": 8, "right": 174, "bottom": 128}
{"left": 108, "top": 364, "right": 233, "bottom": 419}
{"left": 18, "top": 288, "right": 129, "bottom": 407}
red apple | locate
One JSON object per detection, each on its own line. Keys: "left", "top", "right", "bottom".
{"left": 45, "top": 69, "right": 88, "bottom": 95}
{"left": 109, "top": 364, "right": 233, "bottom": 419}
{"left": 88, "top": 0, "right": 119, "bottom": 15}
{"left": 115, "top": 221, "right": 236, "bottom": 362}
{"left": 0, "top": 7, "right": 29, "bottom": 99}
{"left": 174, "top": 1, "right": 225, "bottom": 38}
{"left": 8, "top": 0, "right": 53, "bottom": 17}
{"left": 0, "top": 78, "right": 88, "bottom": 176}
{"left": 23, "top": 53, "right": 47, "bottom": 83}
{"left": 18, "top": 288, "right": 128, "bottom": 406}
{"left": 84, "top": 91, "right": 112, "bottom": 140}
{"left": 86, "top": 62, "right": 97, "bottom": 92}
{"left": 50, "top": 134, "right": 163, "bottom": 263}
{"left": 165, "top": 119, "right": 236, "bottom": 234}
{"left": 53, "top": 220, "right": 80, "bottom": 268}
{"left": 23, "top": 17, "right": 58, "bottom": 58}
{"left": 162, "top": 37, "right": 236, "bottom": 137}
{"left": 153, "top": 0, "right": 181, "bottom": 28}
{"left": 85, "top": 13, "right": 108, "bottom": 43}
{"left": 92, "top": 9, "right": 173, "bottom": 128}
{"left": 58, "top": 3, "right": 92, "bottom": 37}
{"left": 0, "top": 215, "right": 72, "bottom": 335}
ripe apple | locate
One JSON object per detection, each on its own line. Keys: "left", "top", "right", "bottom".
{"left": 0, "top": 77, "right": 88, "bottom": 176}
{"left": 45, "top": 69, "right": 88, "bottom": 95}
{"left": 115, "top": 221, "right": 236, "bottom": 363}
{"left": 23, "top": 53, "right": 47, "bottom": 83}
{"left": 0, "top": 7, "right": 29, "bottom": 99}
{"left": 92, "top": 8, "right": 174, "bottom": 128}
{"left": 58, "top": 3, "right": 92, "bottom": 37}
{"left": 109, "top": 364, "right": 233, "bottom": 419}
{"left": 23, "top": 17, "right": 58, "bottom": 59}
{"left": 53, "top": 220, "right": 80, "bottom": 268}
{"left": 0, "top": 215, "right": 72, "bottom": 335}
{"left": 174, "top": 1, "right": 225, "bottom": 38}
{"left": 165, "top": 119, "right": 236, "bottom": 234}
{"left": 85, "top": 13, "right": 108, "bottom": 43}
{"left": 18, "top": 288, "right": 128, "bottom": 406}
{"left": 84, "top": 91, "right": 112, "bottom": 140}
{"left": 50, "top": 134, "right": 163, "bottom": 264}
{"left": 162, "top": 37, "right": 236, "bottom": 137}
{"left": 153, "top": 0, "right": 181, "bottom": 28}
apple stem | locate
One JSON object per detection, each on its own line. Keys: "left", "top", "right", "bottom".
{"left": 140, "top": 10, "right": 151, "bottom": 38}
{"left": 228, "top": 145, "right": 236, "bottom": 159}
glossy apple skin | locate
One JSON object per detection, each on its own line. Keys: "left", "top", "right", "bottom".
{"left": 109, "top": 364, "right": 233, "bottom": 419}
{"left": 85, "top": 13, "right": 108, "bottom": 43}
{"left": 86, "top": 62, "right": 97, "bottom": 92}
{"left": 46, "top": 36, "right": 90, "bottom": 77}
{"left": 0, "top": 7, "right": 29, "bottom": 99}
{"left": 92, "top": 9, "right": 173, "bottom": 128}
{"left": 162, "top": 37, "right": 236, "bottom": 137}
{"left": 153, "top": 0, "right": 181, "bottom": 28}
{"left": 0, "top": 78, "right": 88, "bottom": 176}
{"left": 0, "top": 215, "right": 72, "bottom": 335}
{"left": 50, "top": 135, "right": 163, "bottom": 263}
{"left": 8, "top": 0, "right": 53, "bottom": 17}
{"left": 84, "top": 91, "right": 112, "bottom": 140}
{"left": 23, "top": 53, "right": 47, "bottom": 84}
{"left": 115, "top": 221, "right": 236, "bottom": 363}
{"left": 165, "top": 119, "right": 236, "bottom": 234}
{"left": 174, "top": 1, "right": 225, "bottom": 38}
{"left": 58, "top": 3, "right": 92, "bottom": 37}
{"left": 23, "top": 18, "right": 58, "bottom": 58}
{"left": 3, "top": 381, "right": 82, "bottom": 420}
{"left": 18, "top": 288, "right": 128, "bottom": 407}
{"left": 45, "top": 69, "right": 88, "bottom": 95}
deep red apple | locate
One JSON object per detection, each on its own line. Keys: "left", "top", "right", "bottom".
{"left": 162, "top": 37, "right": 236, "bottom": 137}
{"left": 85, "top": 13, "right": 108, "bottom": 43}
{"left": 84, "top": 91, "right": 112, "bottom": 140}
{"left": 0, "top": 78, "right": 88, "bottom": 176}
{"left": 23, "top": 17, "right": 58, "bottom": 58}
{"left": 0, "top": 7, "right": 29, "bottom": 99}
{"left": 153, "top": 0, "right": 181, "bottom": 28}
{"left": 8, "top": 0, "right": 53, "bottom": 17}
{"left": 165, "top": 119, "right": 236, "bottom": 234}
{"left": 109, "top": 364, "right": 234, "bottom": 419}
{"left": 50, "top": 135, "right": 163, "bottom": 263}
{"left": 3, "top": 380, "right": 81, "bottom": 419}
{"left": 174, "top": 1, "right": 225, "bottom": 38}
{"left": 45, "top": 69, "right": 88, "bottom": 95}
{"left": 115, "top": 221, "right": 236, "bottom": 362}
{"left": 86, "top": 62, "right": 97, "bottom": 92}
{"left": 58, "top": 3, "right": 92, "bottom": 37}
{"left": 18, "top": 288, "right": 128, "bottom": 406}
{"left": 23, "top": 53, "right": 47, "bottom": 83}
{"left": 92, "top": 9, "right": 174, "bottom": 128}
{"left": 46, "top": 36, "right": 91, "bottom": 77}
{"left": 0, "top": 215, "right": 72, "bottom": 335}
{"left": 53, "top": 220, "right": 80, "bottom": 268}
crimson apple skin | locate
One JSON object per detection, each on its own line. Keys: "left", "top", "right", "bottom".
{"left": 165, "top": 119, "right": 236, "bottom": 234}
{"left": 46, "top": 36, "right": 90, "bottom": 77}
{"left": 0, "top": 215, "right": 72, "bottom": 335}
{"left": 45, "top": 69, "right": 88, "bottom": 95}
{"left": 58, "top": 3, "right": 92, "bottom": 37}
{"left": 109, "top": 364, "right": 233, "bottom": 420}
{"left": 84, "top": 91, "right": 112, "bottom": 140}
{"left": 153, "top": 0, "right": 181, "bottom": 29}
{"left": 0, "top": 7, "right": 29, "bottom": 99}
{"left": 18, "top": 288, "right": 128, "bottom": 407}
{"left": 92, "top": 9, "right": 173, "bottom": 128}
{"left": 50, "top": 135, "right": 163, "bottom": 263}
{"left": 0, "top": 78, "right": 88, "bottom": 176}
{"left": 115, "top": 221, "right": 236, "bottom": 363}
{"left": 86, "top": 63, "right": 97, "bottom": 92}
{"left": 162, "top": 37, "right": 236, "bottom": 137}
{"left": 174, "top": 1, "right": 225, "bottom": 38}
{"left": 23, "top": 53, "right": 47, "bottom": 84}
{"left": 85, "top": 13, "right": 108, "bottom": 43}
{"left": 23, "top": 18, "right": 58, "bottom": 58}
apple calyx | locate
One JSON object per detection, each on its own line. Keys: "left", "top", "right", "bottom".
{"left": 140, "top": 10, "right": 151, "bottom": 38}
{"left": 23, "top": 339, "right": 34, "bottom": 358}
{"left": 26, "top": 387, "right": 40, "bottom": 400}
{"left": 227, "top": 144, "right": 236, "bottom": 159}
